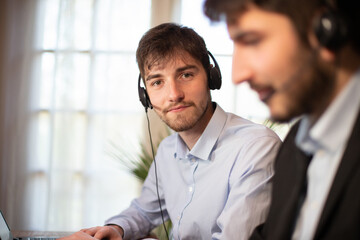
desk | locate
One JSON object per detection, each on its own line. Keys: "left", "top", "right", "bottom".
{"left": 12, "top": 231, "right": 158, "bottom": 239}
{"left": 12, "top": 231, "right": 73, "bottom": 239}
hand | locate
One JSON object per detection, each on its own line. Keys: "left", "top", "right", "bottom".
{"left": 58, "top": 225, "right": 124, "bottom": 240}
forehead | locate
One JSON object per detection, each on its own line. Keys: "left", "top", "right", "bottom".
{"left": 226, "top": 5, "right": 294, "bottom": 36}
{"left": 144, "top": 51, "right": 202, "bottom": 75}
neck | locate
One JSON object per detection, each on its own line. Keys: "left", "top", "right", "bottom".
{"left": 312, "top": 46, "right": 360, "bottom": 122}
{"left": 179, "top": 102, "right": 214, "bottom": 150}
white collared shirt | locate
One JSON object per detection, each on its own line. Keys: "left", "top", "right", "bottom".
{"left": 293, "top": 68, "right": 360, "bottom": 239}
{"left": 106, "top": 103, "right": 281, "bottom": 240}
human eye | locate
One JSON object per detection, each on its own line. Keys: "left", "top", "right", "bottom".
{"left": 151, "top": 79, "right": 162, "bottom": 87}
{"left": 234, "top": 32, "right": 262, "bottom": 46}
{"left": 181, "top": 72, "right": 194, "bottom": 79}
{"left": 243, "top": 35, "right": 261, "bottom": 45}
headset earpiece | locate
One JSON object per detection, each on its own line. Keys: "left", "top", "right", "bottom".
{"left": 138, "top": 74, "right": 152, "bottom": 110}
{"left": 207, "top": 51, "right": 222, "bottom": 90}
{"left": 313, "top": 9, "right": 348, "bottom": 51}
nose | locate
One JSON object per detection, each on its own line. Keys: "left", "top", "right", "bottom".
{"left": 232, "top": 45, "right": 252, "bottom": 85}
{"left": 168, "top": 80, "right": 185, "bottom": 102}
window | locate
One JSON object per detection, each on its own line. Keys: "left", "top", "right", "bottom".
{"left": 27, "top": 0, "right": 151, "bottom": 231}
{"left": 1, "top": 0, "right": 289, "bottom": 233}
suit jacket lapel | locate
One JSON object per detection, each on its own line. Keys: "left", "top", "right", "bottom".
{"left": 314, "top": 108, "right": 360, "bottom": 238}
{"left": 268, "top": 122, "right": 312, "bottom": 239}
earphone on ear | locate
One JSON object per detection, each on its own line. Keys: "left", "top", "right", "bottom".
{"left": 207, "top": 51, "right": 222, "bottom": 90}
{"left": 313, "top": 6, "right": 348, "bottom": 51}
{"left": 138, "top": 74, "right": 153, "bottom": 110}
{"left": 137, "top": 51, "right": 222, "bottom": 109}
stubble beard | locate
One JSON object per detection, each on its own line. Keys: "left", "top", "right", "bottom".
{"left": 157, "top": 98, "right": 211, "bottom": 132}
{"left": 271, "top": 49, "right": 335, "bottom": 123}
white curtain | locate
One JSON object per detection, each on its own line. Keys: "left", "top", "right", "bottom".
{"left": 0, "top": 0, "right": 39, "bottom": 230}
{"left": 0, "top": 0, "right": 172, "bottom": 232}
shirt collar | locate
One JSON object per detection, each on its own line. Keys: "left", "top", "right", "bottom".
{"left": 296, "top": 68, "right": 360, "bottom": 154}
{"left": 174, "top": 102, "right": 227, "bottom": 161}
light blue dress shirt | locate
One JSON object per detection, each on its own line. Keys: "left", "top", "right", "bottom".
{"left": 106, "top": 103, "right": 281, "bottom": 240}
{"left": 293, "top": 68, "right": 360, "bottom": 239}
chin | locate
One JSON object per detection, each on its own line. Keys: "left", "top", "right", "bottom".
{"left": 270, "top": 114, "right": 292, "bottom": 123}
{"left": 270, "top": 105, "right": 305, "bottom": 123}
{"left": 266, "top": 94, "right": 294, "bottom": 123}
{"left": 268, "top": 104, "right": 295, "bottom": 123}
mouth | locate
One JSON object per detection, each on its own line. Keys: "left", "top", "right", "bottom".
{"left": 252, "top": 85, "right": 275, "bottom": 103}
{"left": 167, "top": 105, "right": 190, "bottom": 113}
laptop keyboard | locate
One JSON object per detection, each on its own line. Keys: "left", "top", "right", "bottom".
{"left": 16, "top": 238, "right": 58, "bottom": 240}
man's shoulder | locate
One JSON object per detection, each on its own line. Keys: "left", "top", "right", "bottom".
{"left": 224, "top": 113, "right": 281, "bottom": 141}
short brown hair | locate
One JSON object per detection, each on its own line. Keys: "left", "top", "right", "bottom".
{"left": 203, "top": 0, "right": 360, "bottom": 53}
{"left": 136, "top": 23, "right": 210, "bottom": 80}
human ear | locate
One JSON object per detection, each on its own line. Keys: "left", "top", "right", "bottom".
{"left": 319, "top": 47, "right": 335, "bottom": 62}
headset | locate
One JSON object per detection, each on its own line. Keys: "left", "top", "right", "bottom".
{"left": 138, "top": 51, "right": 222, "bottom": 110}
{"left": 207, "top": 51, "right": 222, "bottom": 90}
{"left": 137, "top": 51, "right": 221, "bottom": 239}
{"left": 313, "top": 1, "right": 348, "bottom": 51}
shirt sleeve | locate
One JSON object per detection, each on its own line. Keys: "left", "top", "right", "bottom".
{"left": 212, "top": 134, "right": 281, "bottom": 240}
{"left": 104, "top": 161, "right": 169, "bottom": 240}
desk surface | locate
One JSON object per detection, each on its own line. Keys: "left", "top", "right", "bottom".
{"left": 12, "top": 231, "right": 158, "bottom": 239}
{"left": 12, "top": 231, "right": 73, "bottom": 238}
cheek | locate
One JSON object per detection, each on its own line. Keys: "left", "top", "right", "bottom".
{"left": 187, "top": 86, "right": 208, "bottom": 102}
{"left": 256, "top": 39, "right": 301, "bottom": 88}
{"left": 147, "top": 90, "right": 164, "bottom": 108}
{"left": 189, "top": 78, "right": 209, "bottom": 94}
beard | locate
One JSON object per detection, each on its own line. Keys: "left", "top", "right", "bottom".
{"left": 156, "top": 97, "right": 211, "bottom": 132}
{"left": 270, "top": 49, "right": 336, "bottom": 123}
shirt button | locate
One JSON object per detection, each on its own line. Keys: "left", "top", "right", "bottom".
{"left": 191, "top": 158, "right": 196, "bottom": 163}
{"left": 189, "top": 186, "right": 193, "bottom": 192}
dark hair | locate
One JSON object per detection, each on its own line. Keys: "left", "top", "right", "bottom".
{"left": 136, "top": 23, "right": 210, "bottom": 79}
{"left": 203, "top": 0, "right": 360, "bottom": 53}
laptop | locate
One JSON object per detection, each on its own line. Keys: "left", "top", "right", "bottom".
{"left": 0, "top": 211, "right": 58, "bottom": 240}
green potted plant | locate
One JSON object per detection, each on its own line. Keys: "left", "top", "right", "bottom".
{"left": 108, "top": 127, "right": 172, "bottom": 240}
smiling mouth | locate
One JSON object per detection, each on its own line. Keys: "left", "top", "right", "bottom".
{"left": 167, "top": 105, "right": 190, "bottom": 113}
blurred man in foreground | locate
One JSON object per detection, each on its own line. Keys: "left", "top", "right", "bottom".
{"left": 204, "top": 0, "right": 360, "bottom": 239}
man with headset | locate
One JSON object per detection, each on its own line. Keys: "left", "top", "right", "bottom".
{"left": 59, "top": 23, "right": 281, "bottom": 240}
{"left": 204, "top": 0, "right": 360, "bottom": 239}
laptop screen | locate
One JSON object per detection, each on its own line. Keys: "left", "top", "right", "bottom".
{"left": 0, "top": 211, "right": 12, "bottom": 240}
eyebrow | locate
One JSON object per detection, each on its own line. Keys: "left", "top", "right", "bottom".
{"left": 146, "top": 74, "right": 161, "bottom": 82}
{"left": 145, "top": 65, "right": 198, "bottom": 82}
{"left": 176, "top": 65, "right": 198, "bottom": 73}
{"left": 229, "top": 30, "right": 247, "bottom": 41}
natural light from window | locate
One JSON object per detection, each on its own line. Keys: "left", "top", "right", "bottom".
{"left": 23, "top": 0, "right": 288, "bottom": 232}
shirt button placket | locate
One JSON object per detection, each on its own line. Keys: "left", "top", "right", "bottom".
{"left": 189, "top": 158, "right": 197, "bottom": 198}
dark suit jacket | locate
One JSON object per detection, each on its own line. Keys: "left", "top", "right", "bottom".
{"left": 250, "top": 110, "right": 360, "bottom": 240}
